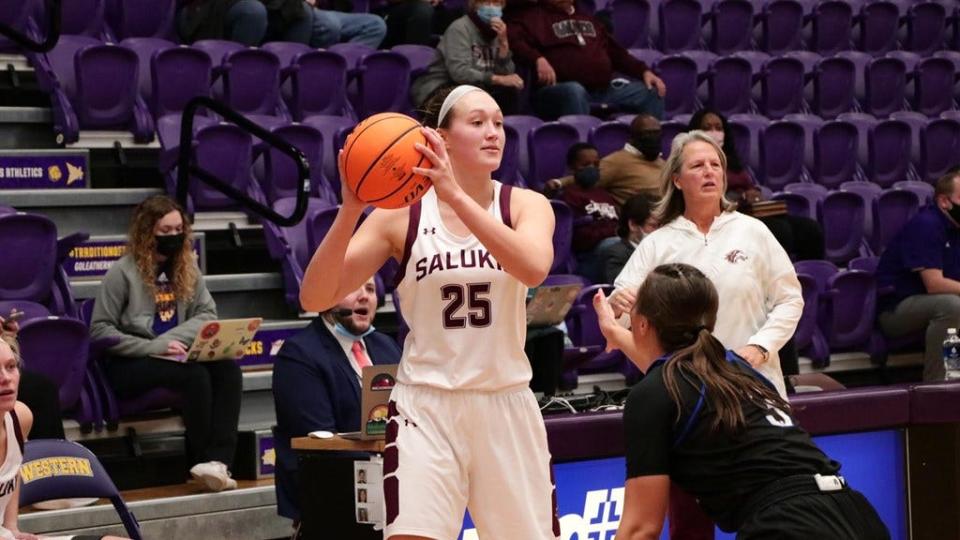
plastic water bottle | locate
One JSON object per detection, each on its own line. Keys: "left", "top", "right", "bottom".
{"left": 943, "top": 328, "right": 960, "bottom": 381}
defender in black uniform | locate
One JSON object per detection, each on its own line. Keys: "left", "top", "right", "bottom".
{"left": 594, "top": 263, "right": 889, "bottom": 540}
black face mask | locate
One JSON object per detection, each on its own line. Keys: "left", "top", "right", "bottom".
{"left": 155, "top": 233, "right": 185, "bottom": 258}
{"left": 574, "top": 165, "right": 600, "bottom": 188}
{"left": 632, "top": 135, "right": 661, "bottom": 161}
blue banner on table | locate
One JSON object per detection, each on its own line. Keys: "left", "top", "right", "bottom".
{"left": 238, "top": 327, "right": 301, "bottom": 369}
{"left": 0, "top": 151, "right": 89, "bottom": 190}
{"left": 458, "top": 430, "right": 907, "bottom": 539}
{"left": 63, "top": 235, "right": 205, "bottom": 279}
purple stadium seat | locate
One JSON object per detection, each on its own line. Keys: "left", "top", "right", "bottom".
{"left": 262, "top": 41, "right": 313, "bottom": 68}
{"left": 906, "top": 1, "right": 948, "bottom": 56}
{"left": 920, "top": 118, "right": 960, "bottom": 183}
{"left": 654, "top": 54, "right": 700, "bottom": 118}
{"left": 782, "top": 113, "right": 823, "bottom": 172}
{"left": 504, "top": 115, "right": 544, "bottom": 181}
{"left": 589, "top": 121, "right": 632, "bottom": 157}
{"left": 20, "top": 440, "right": 143, "bottom": 539}
{"left": 758, "top": 0, "right": 805, "bottom": 54}
{"left": 264, "top": 123, "right": 337, "bottom": 206}
{"left": 885, "top": 50, "right": 922, "bottom": 74}
{"left": 732, "top": 50, "right": 772, "bottom": 75}
{"left": 176, "top": 123, "right": 269, "bottom": 212}
{"left": 262, "top": 198, "right": 337, "bottom": 308}
{"left": 563, "top": 284, "right": 634, "bottom": 385}
{"left": 865, "top": 57, "right": 908, "bottom": 117}
{"left": 824, "top": 270, "right": 878, "bottom": 351}
{"left": 810, "top": 1, "right": 853, "bottom": 56}
{"left": 391, "top": 44, "right": 437, "bottom": 79}
{"left": 356, "top": 51, "right": 412, "bottom": 118}
{"left": 106, "top": 0, "right": 175, "bottom": 40}
{"left": 915, "top": 58, "right": 956, "bottom": 118}
{"left": 628, "top": 48, "right": 663, "bottom": 68}
{"left": 151, "top": 46, "right": 212, "bottom": 119}
{"left": 794, "top": 259, "right": 839, "bottom": 294}
{"left": 889, "top": 110, "right": 926, "bottom": 171}
{"left": 288, "top": 50, "right": 355, "bottom": 120}
{"left": 302, "top": 114, "right": 357, "bottom": 193}
{"left": 840, "top": 180, "right": 881, "bottom": 245}
{"left": 0, "top": 301, "right": 50, "bottom": 325}
{"left": 493, "top": 124, "right": 526, "bottom": 188}
{"left": 838, "top": 112, "right": 879, "bottom": 170}
{"left": 821, "top": 190, "right": 866, "bottom": 264}
{"left": 529, "top": 122, "right": 581, "bottom": 192}
{"left": 942, "top": 110, "right": 960, "bottom": 122}
{"left": 849, "top": 255, "right": 879, "bottom": 274}
{"left": 558, "top": 114, "right": 603, "bottom": 141}
{"left": 221, "top": 48, "right": 291, "bottom": 123}
{"left": 190, "top": 40, "right": 245, "bottom": 101}
{"left": 729, "top": 113, "right": 770, "bottom": 171}
{"left": 759, "top": 120, "right": 805, "bottom": 190}
{"left": 759, "top": 56, "right": 805, "bottom": 119}
{"left": 708, "top": 0, "right": 754, "bottom": 54}
{"left": 893, "top": 180, "right": 934, "bottom": 204}
{"left": 874, "top": 188, "right": 921, "bottom": 252}
{"left": 811, "top": 57, "right": 856, "bottom": 119}
{"left": 611, "top": 0, "right": 652, "bottom": 48}
{"left": 0, "top": 0, "right": 40, "bottom": 54}
{"left": 60, "top": 0, "right": 110, "bottom": 39}
{"left": 794, "top": 273, "right": 829, "bottom": 366}
{"left": 813, "top": 120, "right": 859, "bottom": 189}
{"left": 859, "top": 1, "right": 901, "bottom": 57}
{"left": 835, "top": 50, "right": 872, "bottom": 105}
{"left": 869, "top": 119, "right": 912, "bottom": 188}
{"left": 658, "top": 0, "right": 702, "bottom": 53}
{"left": 707, "top": 56, "right": 753, "bottom": 117}
{"left": 770, "top": 191, "right": 816, "bottom": 219}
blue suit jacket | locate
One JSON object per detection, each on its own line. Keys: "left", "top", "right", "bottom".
{"left": 272, "top": 318, "right": 401, "bottom": 520}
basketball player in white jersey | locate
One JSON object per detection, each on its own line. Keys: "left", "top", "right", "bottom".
{"left": 301, "top": 85, "right": 560, "bottom": 540}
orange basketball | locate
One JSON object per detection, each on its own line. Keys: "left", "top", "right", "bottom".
{"left": 342, "top": 113, "right": 433, "bottom": 209}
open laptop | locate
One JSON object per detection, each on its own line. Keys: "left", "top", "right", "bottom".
{"left": 525, "top": 284, "right": 581, "bottom": 327}
{"left": 152, "top": 318, "right": 262, "bottom": 362}
{"left": 341, "top": 364, "right": 399, "bottom": 441}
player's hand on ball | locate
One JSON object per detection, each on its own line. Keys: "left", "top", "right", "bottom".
{"left": 337, "top": 149, "right": 369, "bottom": 214}
{"left": 413, "top": 127, "right": 462, "bottom": 203}
{"left": 593, "top": 289, "right": 620, "bottom": 352}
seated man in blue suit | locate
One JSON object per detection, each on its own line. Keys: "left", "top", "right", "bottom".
{"left": 272, "top": 276, "right": 401, "bottom": 524}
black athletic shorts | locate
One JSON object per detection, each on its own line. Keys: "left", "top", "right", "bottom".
{"left": 739, "top": 488, "right": 890, "bottom": 540}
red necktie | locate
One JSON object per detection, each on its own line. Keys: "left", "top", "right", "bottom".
{"left": 351, "top": 340, "right": 372, "bottom": 371}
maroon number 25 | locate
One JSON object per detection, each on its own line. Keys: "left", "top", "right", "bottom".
{"left": 441, "top": 283, "right": 492, "bottom": 329}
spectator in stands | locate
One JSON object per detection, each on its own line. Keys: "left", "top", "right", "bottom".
{"left": 177, "top": 0, "right": 269, "bottom": 45}
{"left": 507, "top": 0, "right": 666, "bottom": 120}
{"left": 411, "top": 0, "right": 523, "bottom": 115}
{"left": 876, "top": 171, "right": 960, "bottom": 382}
{"left": 267, "top": 0, "right": 386, "bottom": 48}
{"left": 90, "top": 195, "right": 242, "bottom": 493}
{"left": 548, "top": 114, "right": 664, "bottom": 205}
{"left": 608, "top": 130, "right": 803, "bottom": 538}
{"left": 550, "top": 143, "right": 620, "bottom": 282}
{"left": 687, "top": 109, "right": 824, "bottom": 261}
{"left": 378, "top": 0, "right": 462, "bottom": 48}
{"left": 600, "top": 194, "right": 657, "bottom": 284}
{"left": 272, "top": 277, "right": 401, "bottom": 524}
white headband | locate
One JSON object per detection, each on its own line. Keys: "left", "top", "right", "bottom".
{"left": 437, "top": 85, "right": 483, "bottom": 127}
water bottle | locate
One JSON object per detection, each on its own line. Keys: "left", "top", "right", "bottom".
{"left": 943, "top": 328, "right": 960, "bottom": 381}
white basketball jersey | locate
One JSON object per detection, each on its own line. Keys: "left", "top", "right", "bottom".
{"left": 394, "top": 182, "right": 531, "bottom": 391}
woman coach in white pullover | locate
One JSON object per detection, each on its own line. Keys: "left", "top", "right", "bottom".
{"left": 608, "top": 130, "right": 803, "bottom": 538}
{"left": 608, "top": 130, "right": 802, "bottom": 397}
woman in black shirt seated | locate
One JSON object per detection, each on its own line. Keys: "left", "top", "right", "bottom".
{"left": 593, "top": 263, "right": 888, "bottom": 540}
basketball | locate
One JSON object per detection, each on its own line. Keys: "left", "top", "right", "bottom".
{"left": 342, "top": 112, "right": 433, "bottom": 209}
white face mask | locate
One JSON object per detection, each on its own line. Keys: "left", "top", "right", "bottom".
{"left": 705, "top": 129, "right": 725, "bottom": 147}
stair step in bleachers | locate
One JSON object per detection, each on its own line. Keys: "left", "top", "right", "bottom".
{"left": 20, "top": 484, "right": 290, "bottom": 539}
{"left": 3, "top": 187, "right": 163, "bottom": 235}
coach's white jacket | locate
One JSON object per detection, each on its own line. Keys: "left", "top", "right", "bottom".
{"left": 614, "top": 210, "right": 803, "bottom": 397}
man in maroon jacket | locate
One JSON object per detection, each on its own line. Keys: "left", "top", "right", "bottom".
{"left": 507, "top": 0, "right": 666, "bottom": 120}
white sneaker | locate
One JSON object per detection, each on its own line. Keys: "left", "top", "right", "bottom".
{"left": 190, "top": 461, "right": 238, "bottom": 492}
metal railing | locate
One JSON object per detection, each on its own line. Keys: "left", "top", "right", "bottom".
{"left": 176, "top": 96, "right": 310, "bottom": 227}
{"left": 0, "top": 0, "right": 61, "bottom": 53}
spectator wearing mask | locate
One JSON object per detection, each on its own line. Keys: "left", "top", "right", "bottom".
{"left": 688, "top": 109, "right": 824, "bottom": 261}
{"left": 552, "top": 143, "right": 621, "bottom": 282}
{"left": 507, "top": 0, "right": 666, "bottom": 120}
{"left": 600, "top": 194, "right": 658, "bottom": 283}
{"left": 412, "top": 0, "right": 523, "bottom": 114}
{"left": 876, "top": 170, "right": 960, "bottom": 382}
{"left": 177, "top": 0, "right": 268, "bottom": 45}
{"left": 549, "top": 115, "right": 664, "bottom": 206}
{"left": 266, "top": 0, "right": 386, "bottom": 48}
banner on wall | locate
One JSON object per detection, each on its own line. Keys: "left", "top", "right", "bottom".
{"left": 0, "top": 150, "right": 89, "bottom": 190}
{"left": 238, "top": 326, "right": 302, "bottom": 370}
